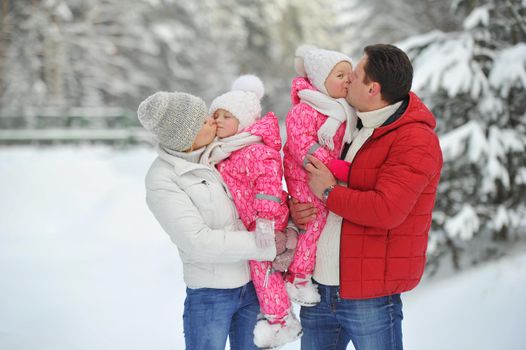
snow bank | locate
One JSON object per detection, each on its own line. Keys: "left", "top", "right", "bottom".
{"left": 0, "top": 146, "right": 524, "bottom": 350}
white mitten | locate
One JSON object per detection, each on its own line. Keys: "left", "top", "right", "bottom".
{"left": 317, "top": 117, "right": 342, "bottom": 151}
{"left": 255, "top": 218, "right": 275, "bottom": 248}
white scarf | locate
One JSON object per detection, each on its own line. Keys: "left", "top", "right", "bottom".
{"left": 200, "top": 132, "right": 262, "bottom": 167}
{"left": 344, "top": 101, "right": 403, "bottom": 163}
{"left": 297, "top": 89, "right": 358, "bottom": 150}
{"left": 313, "top": 100, "right": 403, "bottom": 286}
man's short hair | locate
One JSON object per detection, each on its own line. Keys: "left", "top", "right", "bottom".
{"left": 363, "top": 44, "right": 413, "bottom": 104}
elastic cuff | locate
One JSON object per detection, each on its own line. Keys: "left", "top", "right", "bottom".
{"left": 302, "top": 143, "right": 322, "bottom": 168}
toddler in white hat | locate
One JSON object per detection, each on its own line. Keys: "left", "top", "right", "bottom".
{"left": 202, "top": 75, "right": 302, "bottom": 349}
{"left": 283, "top": 45, "right": 357, "bottom": 307}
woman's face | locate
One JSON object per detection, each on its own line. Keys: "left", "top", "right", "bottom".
{"left": 213, "top": 109, "right": 240, "bottom": 138}
{"left": 325, "top": 61, "right": 353, "bottom": 99}
{"left": 189, "top": 116, "right": 217, "bottom": 151}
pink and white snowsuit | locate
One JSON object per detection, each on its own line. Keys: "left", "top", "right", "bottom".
{"left": 283, "top": 76, "right": 346, "bottom": 279}
{"left": 216, "top": 112, "right": 291, "bottom": 320}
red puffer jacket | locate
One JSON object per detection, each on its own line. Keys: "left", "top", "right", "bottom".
{"left": 326, "top": 92, "right": 443, "bottom": 299}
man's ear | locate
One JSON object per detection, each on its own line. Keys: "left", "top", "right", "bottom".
{"left": 369, "top": 82, "right": 381, "bottom": 97}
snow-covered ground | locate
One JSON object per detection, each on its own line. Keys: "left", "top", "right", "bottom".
{"left": 0, "top": 146, "right": 524, "bottom": 350}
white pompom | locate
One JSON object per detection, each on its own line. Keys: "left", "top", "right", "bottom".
{"left": 294, "top": 44, "right": 317, "bottom": 76}
{"left": 231, "top": 74, "right": 265, "bottom": 100}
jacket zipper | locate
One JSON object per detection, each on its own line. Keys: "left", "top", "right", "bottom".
{"left": 339, "top": 139, "right": 371, "bottom": 296}
{"left": 344, "top": 139, "right": 370, "bottom": 188}
{"left": 203, "top": 170, "right": 239, "bottom": 229}
{"left": 263, "top": 266, "right": 272, "bottom": 288}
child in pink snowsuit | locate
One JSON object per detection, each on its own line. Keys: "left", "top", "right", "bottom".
{"left": 283, "top": 45, "right": 357, "bottom": 306}
{"left": 202, "top": 75, "right": 302, "bottom": 349}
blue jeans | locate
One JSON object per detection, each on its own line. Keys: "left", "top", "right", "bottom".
{"left": 300, "top": 283, "right": 403, "bottom": 350}
{"left": 183, "top": 281, "right": 260, "bottom": 350}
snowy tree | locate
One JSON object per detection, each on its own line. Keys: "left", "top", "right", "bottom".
{"left": 337, "top": 0, "right": 467, "bottom": 57}
{"left": 0, "top": 0, "right": 343, "bottom": 127}
{"left": 232, "top": 0, "right": 342, "bottom": 118}
{"left": 0, "top": 0, "right": 159, "bottom": 123}
{"left": 125, "top": 0, "right": 344, "bottom": 119}
{"left": 397, "top": 0, "right": 526, "bottom": 271}
{"left": 175, "top": 0, "right": 343, "bottom": 118}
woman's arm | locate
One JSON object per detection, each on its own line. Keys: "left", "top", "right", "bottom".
{"left": 146, "top": 179, "right": 276, "bottom": 263}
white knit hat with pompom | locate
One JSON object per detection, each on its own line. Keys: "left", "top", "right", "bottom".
{"left": 294, "top": 44, "right": 353, "bottom": 95}
{"left": 209, "top": 74, "right": 265, "bottom": 132}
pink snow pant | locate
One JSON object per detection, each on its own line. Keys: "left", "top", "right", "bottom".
{"left": 249, "top": 260, "right": 290, "bottom": 320}
{"left": 287, "top": 179, "right": 328, "bottom": 278}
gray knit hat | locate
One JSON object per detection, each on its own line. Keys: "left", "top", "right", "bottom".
{"left": 137, "top": 91, "right": 208, "bottom": 151}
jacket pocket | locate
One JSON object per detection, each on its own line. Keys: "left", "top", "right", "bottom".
{"left": 181, "top": 178, "right": 214, "bottom": 219}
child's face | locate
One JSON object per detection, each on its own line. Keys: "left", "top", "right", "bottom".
{"left": 213, "top": 109, "right": 240, "bottom": 138}
{"left": 325, "top": 61, "right": 353, "bottom": 99}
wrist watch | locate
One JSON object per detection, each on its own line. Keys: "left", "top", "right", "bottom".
{"left": 322, "top": 184, "right": 336, "bottom": 203}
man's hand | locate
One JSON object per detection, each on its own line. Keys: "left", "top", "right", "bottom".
{"left": 288, "top": 197, "right": 317, "bottom": 230}
{"left": 305, "top": 154, "right": 337, "bottom": 200}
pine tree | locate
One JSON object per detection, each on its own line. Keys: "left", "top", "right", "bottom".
{"left": 0, "top": 0, "right": 343, "bottom": 125}
{"left": 0, "top": 0, "right": 157, "bottom": 121}
{"left": 198, "top": 0, "right": 343, "bottom": 119}
{"left": 338, "top": 0, "right": 466, "bottom": 57}
{"left": 397, "top": 0, "right": 526, "bottom": 272}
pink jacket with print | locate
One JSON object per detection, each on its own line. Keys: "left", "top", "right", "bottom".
{"left": 283, "top": 77, "right": 346, "bottom": 187}
{"left": 217, "top": 112, "right": 289, "bottom": 232}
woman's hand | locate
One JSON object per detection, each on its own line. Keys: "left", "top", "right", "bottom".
{"left": 272, "top": 249, "right": 295, "bottom": 272}
{"left": 272, "top": 227, "right": 299, "bottom": 272}
{"left": 274, "top": 230, "right": 287, "bottom": 255}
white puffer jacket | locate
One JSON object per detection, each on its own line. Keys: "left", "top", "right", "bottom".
{"left": 145, "top": 147, "right": 276, "bottom": 289}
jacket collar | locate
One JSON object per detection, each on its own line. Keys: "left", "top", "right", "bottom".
{"left": 157, "top": 145, "right": 210, "bottom": 176}
{"left": 371, "top": 92, "right": 437, "bottom": 139}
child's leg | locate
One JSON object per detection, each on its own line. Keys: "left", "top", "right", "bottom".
{"left": 287, "top": 185, "right": 328, "bottom": 277}
{"left": 285, "top": 179, "right": 328, "bottom": 306}
{"left": 249, "top": 260, "right": 290, "bottom": 320}
{"left": 250, "top": 260, "right": 303, "bottom": 348}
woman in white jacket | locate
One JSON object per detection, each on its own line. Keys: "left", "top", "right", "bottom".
{"left": 138, "top": 91, "right": 277, "bottom": 350}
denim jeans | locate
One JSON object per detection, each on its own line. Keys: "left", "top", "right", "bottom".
{"left": 300, "top": 283, "right": 403, "bottom": 350}
{"left": 183, "top": 281, "right": 260, "bottom": 350}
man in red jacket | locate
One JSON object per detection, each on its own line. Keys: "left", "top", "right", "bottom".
{"left": 290, "top": 44, "right": 443, "bottom": 350}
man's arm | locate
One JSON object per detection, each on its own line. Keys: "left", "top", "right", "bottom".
{"left": 146, "top": 183, "right": 276, "bottom": 263}
{"left": 306, "top": 128, "right": 442, "bottom": 230}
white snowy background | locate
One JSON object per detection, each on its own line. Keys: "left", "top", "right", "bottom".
{"left": 0, "top": 146, "right": 524, "bottom": 350}
{"left": 1, "top": 0, "right": 525, "bottom": 349}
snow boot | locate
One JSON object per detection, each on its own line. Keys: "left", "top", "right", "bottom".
{"left": 253, "top": 311, "right": 303, "bottom": 349}
{"left": 285, "top": 273, "right": 321, "bottom": 307}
